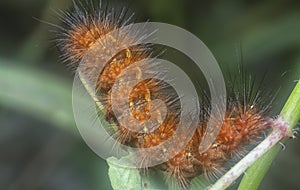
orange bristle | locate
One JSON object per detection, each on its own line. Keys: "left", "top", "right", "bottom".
{"left": 66, "top": 20, "right": 113, "bottom": 63}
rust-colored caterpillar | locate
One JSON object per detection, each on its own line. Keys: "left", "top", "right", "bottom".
{"left": 54, "top": 1, "right": 273, "bottom": 188}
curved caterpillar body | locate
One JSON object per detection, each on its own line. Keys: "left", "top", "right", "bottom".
{"left": 55, "top": 1, "right": 273, "bottom": 189}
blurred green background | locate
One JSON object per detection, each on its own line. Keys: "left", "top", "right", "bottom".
{"left": 0, "top": 0, "right": 299, "bottom": 189}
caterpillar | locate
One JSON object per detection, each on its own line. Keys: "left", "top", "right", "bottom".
{"left": 54, "top": 1, "right": 274, "bottom": 189}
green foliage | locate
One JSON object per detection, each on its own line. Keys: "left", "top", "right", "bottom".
{"left": 107, "top": 157, "right": 168, "bottom": 190}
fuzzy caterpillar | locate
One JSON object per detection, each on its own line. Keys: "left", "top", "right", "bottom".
{"left": 54, "top": 1, "right": 273, "bottom": 189}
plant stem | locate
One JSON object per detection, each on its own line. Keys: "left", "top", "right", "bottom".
{"left": 209, "top": 119, "right": 285, "bottom": 190}
{"left": 210, "top": 79, "right": 300, "bottom": 190}
{"left": 280, "top": 80, "right": 300, "bottom": 130}
{"left": 237, "top": 79, "right": 300, "bottom": 190}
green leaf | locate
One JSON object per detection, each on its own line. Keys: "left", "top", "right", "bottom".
{"left": 107, "top": 157, "right": 168, "bottom": 190}
{"left": 108, "top": 157, "right": 142, "bottom": 190}
{"left": 107, "top": 155, "right": 211, "bottom": 190}
{"left": 190, "top": 176, "right": 211, "bottom": 190}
